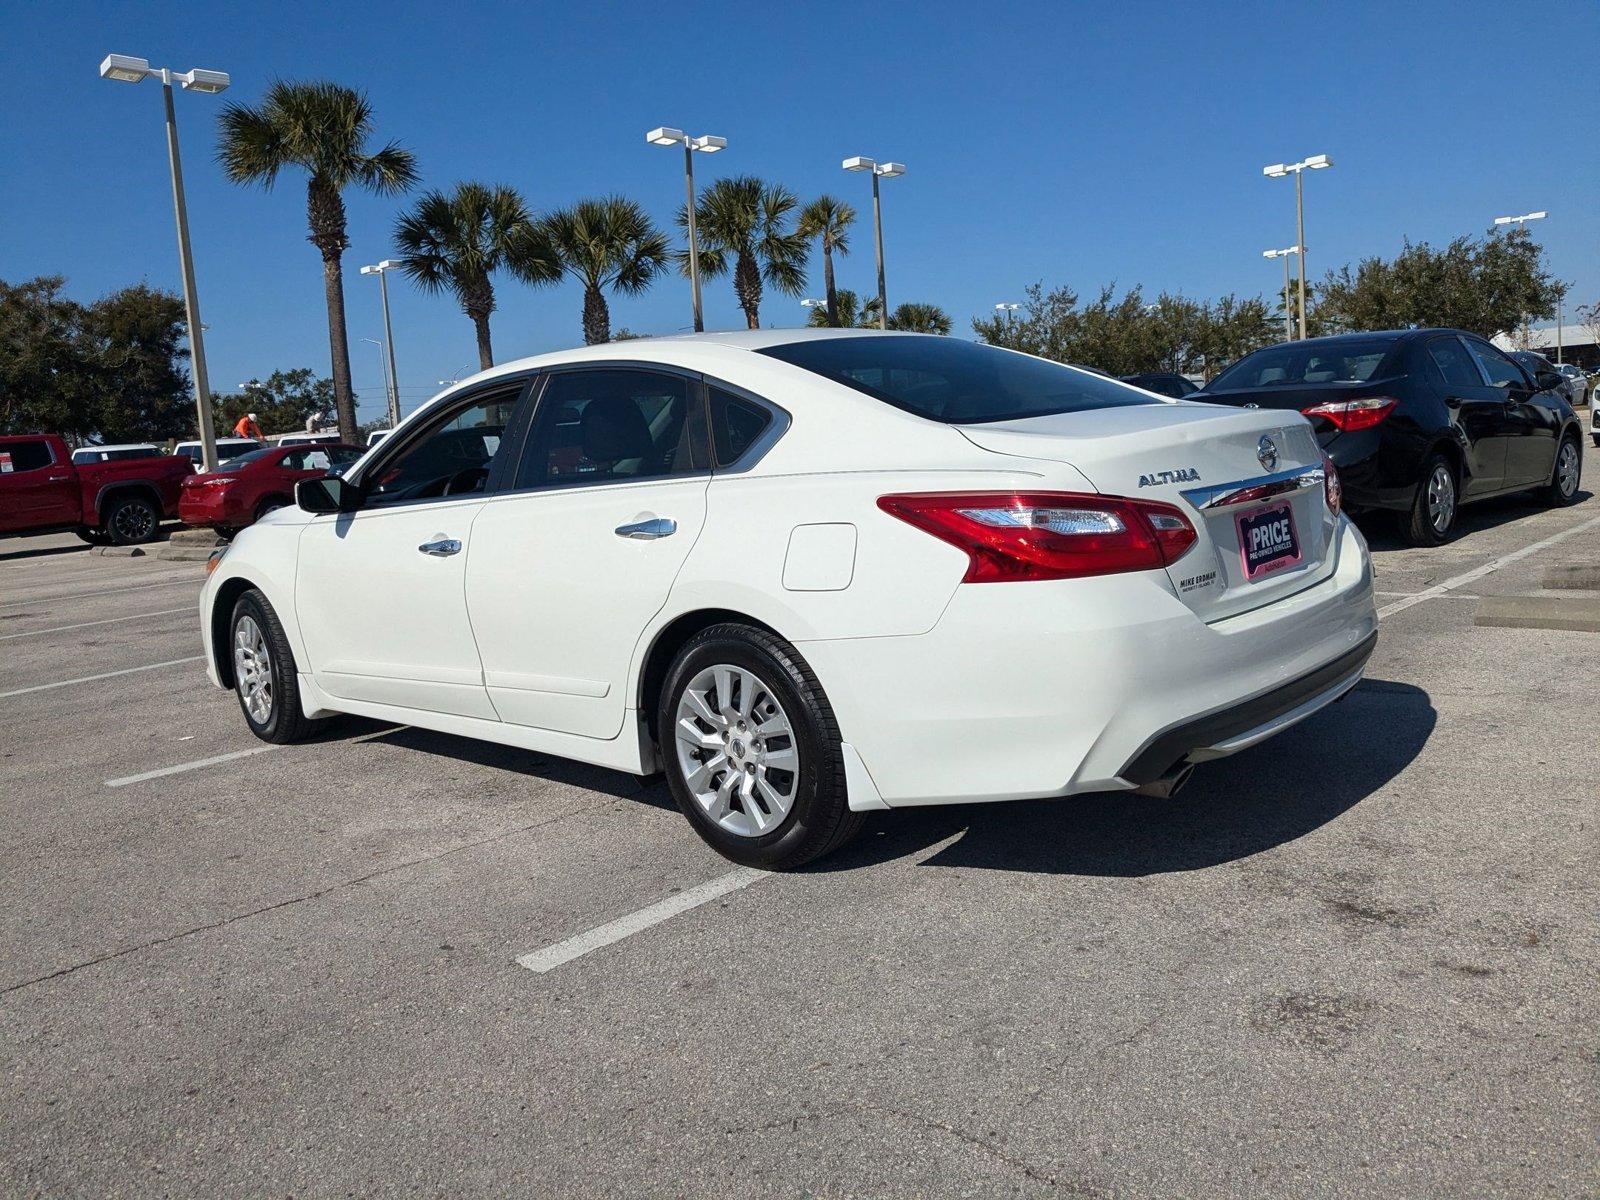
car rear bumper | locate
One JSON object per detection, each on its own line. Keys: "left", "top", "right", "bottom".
{"left": 179, "top": 490, "right": 243, "bottom": 527}
{"left": 801, "top": 514, "right": 1377, "bottom": 809}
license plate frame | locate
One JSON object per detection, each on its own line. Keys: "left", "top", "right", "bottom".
{"left": 1236, "top": 502, "right": 1302, "bottom": 581}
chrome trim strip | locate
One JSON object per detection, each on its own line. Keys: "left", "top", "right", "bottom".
{"left": 1181, "top": 463, "right": 1325, "bottom": 512}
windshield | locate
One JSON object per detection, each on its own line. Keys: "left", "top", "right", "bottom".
{"left": 757, "top": 335, "right": 1158, "bottom": 424}
{"left": 1210, "top": 338, "right": 1399, "bottom": 389}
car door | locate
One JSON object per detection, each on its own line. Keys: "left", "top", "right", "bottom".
{"left": 465, "top": 366, "right": 712, "bottom": 740}
{"left": 0, "top": 438, "right": 78, "bottom": 532}
{"left": 1432, "top": 335, "right": 1510, "bottom": 496}
{"left": 293, "top": 380, "right": 531, "bottom": 720}
{"left": 1465, "top": 338, "right": 1553, "bottom": 487}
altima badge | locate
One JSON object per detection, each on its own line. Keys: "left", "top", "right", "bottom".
{"left": 1257, "top": 435, "right": 1279, "bottom": 472}
{"left": 1137, "top": 467, "right": 1201, "bottom": 488}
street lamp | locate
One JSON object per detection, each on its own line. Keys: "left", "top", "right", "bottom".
{"left": 800, "top": 298, "right": 827, "bottom": 326}
{"left": 360, "top": 260, "right": 402, "bottom": 426}
{"left": 647, "top": 127, "right": 726, "bottom": 334}
{"left": 844, "top": 157, "right": 906, "bottom": 330}
{"left": 1495, "top": 212, "right": 1550, "bottom": 357}
{"left": 359, "top": 338, "right": 392, "bottom": 427}
{"left": 1263, "top": 153, "right": 1332, "bottom": 341}
{"left": 1262, "top": 247, "right": 1302, "bottom": 343}
{"left": 994, "top": 302, "right": 1021, "bottom": 346}
{"left": 99, "top": 53, "right": 230, "bottom": 471}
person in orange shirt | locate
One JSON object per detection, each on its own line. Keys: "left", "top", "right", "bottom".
{"left": 234, "top": 412, "right": 263, "bottom": 439}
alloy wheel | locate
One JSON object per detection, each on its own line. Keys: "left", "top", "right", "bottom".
{"left": 1556, "top": 440, "right": 1580, "bottom": 498}
{"left": 234, "top": 615, "right": 273, "bottom": 724}
{"left": 1427, "top": 463, "right": 1456, "bottom": 535}
{"left": 673, "top": 664, "right": 800, "bottom": 838}
{"left": 113, "top": 500, "right": 155, "bottom": 543}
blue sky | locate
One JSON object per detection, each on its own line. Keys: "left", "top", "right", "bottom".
{"left": 4, "top": 0, "right": 1596, "bottom": 424}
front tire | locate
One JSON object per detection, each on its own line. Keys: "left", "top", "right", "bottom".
{"left": 657, "top": 624, "right": 863, "bottom": 870}
{"left": 230, "top": 589, "right": 322, "bottom": 744}
{"left": 1542, "top": 434, "right": 1582, "bottom": 506}
{"left": 103, "top": 493, "right": 160, "bottom": 545}
{"left": 1404, "top": 453, "right": 1458, "bottom": 546}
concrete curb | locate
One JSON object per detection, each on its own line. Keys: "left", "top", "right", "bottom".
{"left": 1475, "top": 593, "right": 1600, "bottom": 633}
{"left": 93, "top": 545, "right": 145, "bottom": 557}
{"left": 1543, "top": 562, "right": 1600, "bottom": 590}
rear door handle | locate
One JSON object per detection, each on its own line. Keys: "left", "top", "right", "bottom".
{"left": 615, "top": 517, "right": 676, "bottom": 540}
{"left": 418, "top": 537, "right": 462, "bottom": 557}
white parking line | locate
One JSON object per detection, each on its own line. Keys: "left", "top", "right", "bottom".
{"left": 105, "top": 745, "right": 279, "bottom": 787}
{"left": 1376, "top": 513, "right": 1600, "bottom": 619}
{"left": 516, "top": 867, "right": 766, "bottom": 974}
{"left": 0, "top": 576, "right": 201, "bottom": 607}
{"left": 0, "top": 656, "right": 203, "bottom": 699}
{"left": 0, "top": 607, "right": 193, "bottom": 641}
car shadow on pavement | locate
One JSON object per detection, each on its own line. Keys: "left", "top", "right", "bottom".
{"left": 813, "top": 678, "right": 1435, "bottom": 877}
{"left": 0, "top": 541, "right": 92, "bottom": 562}
{"left": 1355, "top": 488, "right": 1592, "bottom": 554}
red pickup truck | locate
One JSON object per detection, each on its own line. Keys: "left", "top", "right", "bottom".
{"left": 0, "top": 433, "right": 194, "bottom": 545}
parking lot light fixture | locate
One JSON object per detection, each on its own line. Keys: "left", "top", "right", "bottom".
{"left": 844, "top": 156, "right": 906, "bottom": 330}
{"left": 100, "top": 52, "right": 229, "bottom": 471}
{"left": 1494, "top": 211, "right": 1547, "bottom": 228}
{"left": 360, "top": 260, "right": 403, "bottom": 427}
{"left": 1262, "top": 153, "right": 1332, "bottom": 341}
{"left": 647, "top": 126, "right": 727, "bottom": 334}
{"left": 1263, "top": 248, "right": 1301, "bottom": 342}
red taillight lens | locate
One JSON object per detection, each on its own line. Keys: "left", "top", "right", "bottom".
{"left": 1300, "top": 397, "right": 1397, "bottom": 432}
{"left": 877, "top": 491, "right": 1197, "bottom": 583}
{"left": 1322, "top": 453, "right": 1341, "bottom": 516}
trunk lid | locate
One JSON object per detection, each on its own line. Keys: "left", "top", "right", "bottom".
{"left": 1196, "top": 377, "right": 1405, "bottom": 452}
{"left": 958, "top": 400, "right": 1335, "bottom": 622}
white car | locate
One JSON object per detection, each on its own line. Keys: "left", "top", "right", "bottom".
{"left": 366, "top": 429, "right": 392, "bottom": 447}
{"left": 272, "top": 432, "right": 343, "bottom": 447}
{"left": 175, "top": 437, "right": 264, "bottom": 471}
{"left": 200, "top": 331, "right": 1378, "bottom": 869}
{"left": 70, "top": 442, "right": 161, "bottom": 465}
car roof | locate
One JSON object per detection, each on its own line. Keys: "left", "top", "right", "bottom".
{"left": 76, "top": 443, "right": 157, "bottom": 452}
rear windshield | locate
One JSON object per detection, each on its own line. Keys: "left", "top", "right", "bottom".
{"left": 757, "top": 336, "right": 1158, "bottom": 424}
{"left": 216, "top": 448, "right": 277, "bottom": 471}
{"left": 1209, "top": 338, "right": 1398, "bottom": 390}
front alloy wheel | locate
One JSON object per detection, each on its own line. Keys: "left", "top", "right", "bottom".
{"left": 234, "top": 614, "right": 273, "bottom": 725}
{"left": 228, "top": 589, "right": 322, "bottom": 744}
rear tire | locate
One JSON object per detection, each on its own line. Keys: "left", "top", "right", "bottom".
{"left": 1404, "top": 453, "right": 1458, "bottom": 546}
{"left": 103, "top": 493, "right": 160, "bottom": 545}
{"left": 229, "top": 589, "right": 323, "bottom": 744}
{"left": 1542, "top": 434, "right": 1582, "bottom": 506}
{"left": 657, "top": 623, "right": 863, "bottom": 870}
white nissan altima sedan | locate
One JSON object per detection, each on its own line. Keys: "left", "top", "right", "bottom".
{"left": 199, "top": 330, "right": 1377, "bottom": 869}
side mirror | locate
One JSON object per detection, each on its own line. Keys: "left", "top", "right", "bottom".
{"left": 295, "top": 475, "right": 360, "bottom": 514}
{"left": 1534, "top": 369, "right": 1564, "bottom": 393}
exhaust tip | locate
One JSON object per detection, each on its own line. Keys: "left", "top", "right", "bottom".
{"left": 1133, "top": 762, "right": 1195, "bottom": 799}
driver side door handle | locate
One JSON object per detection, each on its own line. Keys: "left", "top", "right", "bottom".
{"left": 614, "top": 517, "right": 676, "bottom": 540}
{"left": 418, "top": 537, "right": 462, "bottom": 557}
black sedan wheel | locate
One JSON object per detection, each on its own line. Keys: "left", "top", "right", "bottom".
{"left": 1542, "top": 435, "right": 1581, "bottom": 507}
{"left": 1404, "top": 454, "right": 1457, "bottom": 546}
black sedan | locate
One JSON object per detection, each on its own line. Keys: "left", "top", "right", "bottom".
{"left": 1120, "top": 371, "right": 1199, "bottom": 399}
{"left": 1197, "top": 329, "right": 1583, "bottom": 544}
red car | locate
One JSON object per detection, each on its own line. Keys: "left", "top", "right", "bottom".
{"left": 179, "top": 442, "right": 363, "bottom": 535}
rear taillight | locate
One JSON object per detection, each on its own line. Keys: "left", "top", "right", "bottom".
{"left": 877, "top": 491, "right": 1197, "bottom": 583}
{"left": 1321, "top": 453, "right": 1341, "bottom": 516}
{"left": 1300, "top": 397, "right": 1397, "bottom": 432}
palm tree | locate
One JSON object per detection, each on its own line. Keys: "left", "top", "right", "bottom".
{"left": 797, "top": 196, "right": 855, "bottom": 328}
{"left": 217, "top": 81, "right": 417, "bottom": 441}
{"left": 880, "top": 301, "right": 953, "bottom": 335}
{"left": 392, "top": 183, "right": 537, "bottom": 370}
{"left": 806, "top": 287, "right": 864, "bottom": 329}
{"left": 680, "top": 176, "right": 809, "bottom": 329}
{"left": 515, "top": 197, "right": 669, "bottom": 345}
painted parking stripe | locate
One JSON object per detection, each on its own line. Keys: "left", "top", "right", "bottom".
{"left": 0, "top": 656, "right": 203, "bottom": 699}
{"left": 0, "top": 576, "right": 201, "bottom": 607}
{"left": 516, "top": 867, "right": 766, "bottom": 974}
{"left": 105, "top": 745, "right": 279, "bottom": 787}
{"left": 1376, "top": 513, "right": 1600, "bottom": 619}
{"left": 0, "top": 607, "right": 193, "bottom": 641}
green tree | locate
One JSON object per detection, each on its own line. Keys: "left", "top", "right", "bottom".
{"left": 394, "top": 182, "right": 536, "bottom": 369}
{"left": 219, "top": 368, "right": 337, "bottom": 436}
{"left": 860, "top": 298, "right": 953, "bottom": 334}
{"left": 680, "top": 176, "right": 809, "bottom": 328}
{"left": 516, "top": 196, "right": 669, "bottom": 345}
{"left": 217, "top": 80, "right": 418, "bottom": 441}
{"left": 0, "top": 276, "right": 94, "bottom": 436}
{"left": 80, "top": 284, "right": 192, "bottom": 442}
{"left": 796, "top": 196, "right": 855, "bottom": 328}
{"left": 1314, "top": 226, "right": 1561, "bottom": 339}
{"left": 806, "top": 287, "right": 865, "bottom": 329}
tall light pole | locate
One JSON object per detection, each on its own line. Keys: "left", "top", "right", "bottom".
{"left": 843, "top": 157, "right": 906, "bottom": 330}
{"left": 359, "top": 338, "right": 391, "bottom": 428}
{"left": 359, "top": 261, "right": 402, "bottom": 426}
{"left": 995, "top": 302, "right": 1020, "bottom": 347}
{"left": 1262, "top": 247, "right": 1301, "bottom": 343}
{"left": 1495, "top": 212, "right": 1548, "bottom": 353}
{"left": 99, "top": 53, "right": 229, "bottom": 471}
{"left": 801, "top": 298, "right": 827, "bottom": 326}
{"left": 1263, "top": 153, "right": 1332, "bottom": 340}
{"left": 646, "top": 127, "right": 726, "bottom": 334}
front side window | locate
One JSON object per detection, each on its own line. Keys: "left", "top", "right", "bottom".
{"left": 709, "top": 387, "right": 774, "bottom": 466}
{"left": 1465, "top": 339, "right": 1528, "bottom": 389}
{"left": 1428, "top": 338, "right": 1482, "bottom": 389}
{"left": 365, "top": 386, "right": 521, "bottom": 505}
{"left": 1, "top": 440, "right": 54, "bottom": 473}
{"left": 514, "top": 369, "right": 706, "bottom": 489}
{"left": 759, "top": 335, "right": 1156, "bottom": 424}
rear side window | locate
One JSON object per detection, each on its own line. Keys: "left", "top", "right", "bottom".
{"left": 1, "top": 440, "right": 54, "bottom": 473}
{"left": 758, "top": 335, "right": 1156, "bottom": 424}
{"left": 1209, "top": 338, "right": 1398, "bottom": 389}
{"left": 1428, "top": 338, "right": 1483, "bottom": 388}
{"left": 709, "top": 387, "right": 773, "bottom": 466}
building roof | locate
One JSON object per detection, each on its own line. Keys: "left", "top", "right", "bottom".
{"left": 1491, "top": 323, "right": 1597, "bottom": 353}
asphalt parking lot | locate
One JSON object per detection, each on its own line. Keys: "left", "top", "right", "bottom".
{"left": 3, "top": 445, "right": 1598, "bottom": 1198}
